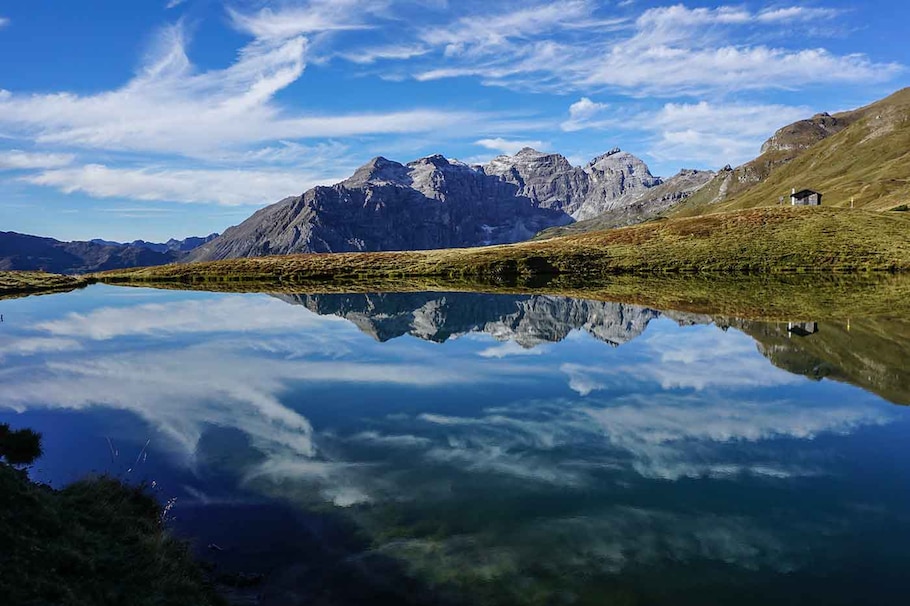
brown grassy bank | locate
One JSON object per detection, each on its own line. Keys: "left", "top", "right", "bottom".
{"left": 99, "top": 208, "right": 910, "bottom": 291}
{"left": 0, "top": 271, "right": 94, "bottom": 299}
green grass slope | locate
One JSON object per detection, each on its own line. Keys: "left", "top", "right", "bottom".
{"left": 674, "top": 88, "right": 910, "bottom": 216}
{"left": 98, "top": 207, "right": 910, "bottom": 286}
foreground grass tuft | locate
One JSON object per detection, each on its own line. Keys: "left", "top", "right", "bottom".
{"left": 0, "top": 429, "right": 224, "bottom": 606}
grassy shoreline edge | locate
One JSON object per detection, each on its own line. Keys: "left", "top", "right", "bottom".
{"left": 3, "top": 208, "right": 909, "bottom": 319}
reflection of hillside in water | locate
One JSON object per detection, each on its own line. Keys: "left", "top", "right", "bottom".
{"left": 734, "top": 318, "right": 910, "bottom": 405}
{"left": 277, "top": 292, "right": 910, "bottom": 405}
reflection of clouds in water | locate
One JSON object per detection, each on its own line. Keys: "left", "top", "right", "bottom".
{"left": 379, "top": 392, "right": 891, "bottom": 482}
{"left": 349, "top": 431, "right": 433, "bottom": 448}
{"left": 477, "top": 341, "right": 547, "bottom": 359}
{"left": 0, "top": 344, "right": 489, "bottom": 462}
{"left": 244, "top": 457, "right": 375, "bottom": 507}
{"left": 2, "top": 292, "right": 538, "bottom": 508}
{"left": 379, "top": 506, "right": 799, "bottom": 589}
{"left": 3, "top": 290, "right": 901, "bottom": 599}
{"left": 34, "top": 296, "right": 349, "bottom": 340}
{"left": 561, "top": 326, "right": 802, "bottom": 394}
{"left": 560, "top": 363, "right": 607, "bottom": 396}
{"left": 2, "top": 293, "right": 893, "bottom": 496}
{"left": 0, "top": 335, "right": 83, "bottom": 359}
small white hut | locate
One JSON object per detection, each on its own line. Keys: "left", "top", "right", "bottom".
{"left": 790, "top": 188, "right": 823, "bottom": 206}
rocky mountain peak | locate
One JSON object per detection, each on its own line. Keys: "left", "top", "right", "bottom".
{"left": 516, "top": 146, "right": 540, "bottom": 155}
{"left": 410, "top": 153, "right": 451, "bottom": 168}
{"left": 345, "top": 156, "right": 410, "bottom": 187}
{"left": 187, "top": 145, "right": 670, "bottom": 261}
{"left": 759, "top": 111, "right": 853, "bottom": 155}
{"left": 485, "top": 148, "right": 571, "bottom": 170}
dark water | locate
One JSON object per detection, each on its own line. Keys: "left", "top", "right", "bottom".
{"left": 2, "top": 285, "right": 909, "bottom": 605}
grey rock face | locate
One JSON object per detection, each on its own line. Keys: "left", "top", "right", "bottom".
{"left": 189, "top": 147, "right": 665, "bottom": 261}
{"left": 483, "top": 147, "right": 662, "bottom": 221}
{"left": 534, "top": 168, "right": 715, "bottom": 239}
{"left": 759, "top": 112, "right": 853, "bottom": 155}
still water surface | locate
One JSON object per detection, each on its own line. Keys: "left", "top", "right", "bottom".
{"left": 1, "top": 285, "right": 909, "bottom": 605}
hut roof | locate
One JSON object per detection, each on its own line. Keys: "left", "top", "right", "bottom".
{"left": 792, "top": 189, "right": 822, "bottom": 199}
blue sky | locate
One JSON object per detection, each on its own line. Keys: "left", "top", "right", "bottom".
{"left": 0, "top": 0, "right": 907, "bottom": 242}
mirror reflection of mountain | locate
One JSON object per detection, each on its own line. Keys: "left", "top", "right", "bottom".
{"left": 277, "top": 292, "right": 910, "bottom": 404}
{"left": 276, "top": 292, "right": 710, "bottom": 347}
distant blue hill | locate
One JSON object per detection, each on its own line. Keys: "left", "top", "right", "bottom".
{"left": 1, "top": 231, "right": 218, "bottom": 274}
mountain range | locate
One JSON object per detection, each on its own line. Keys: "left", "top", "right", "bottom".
{"left": 90, "top": 234, "right": 219, "bottom": 254}
{"left": 6, "top": 87, "right": 907, "bottom": 270}
{"left": 187, "top": 148, "right": 700, "bottom": 261}
{"left": 0, "top": 232, "right": 218, "bottom": 274}
{"left": 196, "top": 88, "right": 910, "bottom": 259}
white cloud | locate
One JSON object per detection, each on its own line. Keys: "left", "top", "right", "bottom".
{"left": 0, "top": 150, "right": 75, "bottom": 170}
{"left": 643, "top": 101, "right": 812, "bottom": 168}
{"left": 0, "top": 335, "right": 82, "bottom": 359}
{"left": 474, "top": 137, "right": 546, "bottom": 155}
{"left": 24, "top": 164, "right": 340, "bottom": 206}
{"left": 0, "top": 16, "right": 8, "bottom": 28}
{"left": 0, "top": 15, "right": 504, "bottom": 162}
{"left": 227, "top": 1, "right": 382, "bottom": 40}
{"left": 562, "top": 326, "right": 804, "bottom": 394}
{"left": 337, "top": 44, "right": 430, "bottom": 64}
{"left": 561, "top": 364, "right": 607, "bottom": 396}
{"left": 410, "top": 385, "right": 890, "bottom": 482}
{"left": 410, "top": 3, "right": 899, "bottom": 95}
{"left": 561, "top": 97, "right": 611, "bottom": 132}
{"left": 164, "top": 0, "right": 186, "bottom": 9}
{"left": 756, "top": 7, "right": 842, "bottom": 23}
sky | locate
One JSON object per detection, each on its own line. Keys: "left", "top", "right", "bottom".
{"left": 0, "top": 0, "right": 907, "bottom": 242}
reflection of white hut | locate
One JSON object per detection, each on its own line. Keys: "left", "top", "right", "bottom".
{"left": 788, "top": 322, "right": 819, "bottom": 338}
{"left": 791, "top": 188, "right": 823, "bottom": 206}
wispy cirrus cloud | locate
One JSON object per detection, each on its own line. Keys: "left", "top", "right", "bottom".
{"left": 227, "top": 0, "right": 385, "bottom": 40}
{"left": 23, "top": 164, "right": 341, "bottom": 207}
{"left": 0, "top": 150, "right": 75, "bottom": 170}
{"left": 336, "top": 44, "right": 430, "bottom": 64}
{"left": 409, "top": 3, "right": 898, "bottom": 95}
{"left": 0, "top": 10, "right": 523, "bottom": 208}
{"left": 0, "top": 1, "right": 903, "bottom": 218}
{"left": 0, "top": 22, "right": 480, "bottom": 156}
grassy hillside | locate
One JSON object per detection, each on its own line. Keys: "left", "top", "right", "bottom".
{"left": 97, "top": 207, "right": 910, "bottom": 289}
{"left": 674, "top": 88, "right": 910, "bottom": 216}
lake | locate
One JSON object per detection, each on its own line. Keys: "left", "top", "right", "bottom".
{"left": 2, "top": 284, "right": 909, "bottom": 605}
